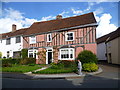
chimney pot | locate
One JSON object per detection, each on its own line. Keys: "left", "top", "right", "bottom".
{"left": 12, "top": 24, "right": 16, "bottom": 32}
{"left": 56, "top": 15, "right": 62, "bottom": 19}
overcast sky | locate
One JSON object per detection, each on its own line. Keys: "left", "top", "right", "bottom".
{"left": 0, "top": 0, "right": 119, "bottom": 38}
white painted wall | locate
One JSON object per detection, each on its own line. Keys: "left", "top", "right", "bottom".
{"left": 97, "top": 42, "right": 107, "bottom": 60}
{"left": 0, "top": 36, "right": 23, "bottom": 58}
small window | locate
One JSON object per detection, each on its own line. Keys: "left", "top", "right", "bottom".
{"left": 60, "top": 48, "right": 74, "bottom": 60}
{"left": 16, "top": 36, "right": 21, "bottom": 43}
{"left": 29, "top": 36, "right": 36, "bottom": 44}
{"left": 65, "top": 32, "right": 74, "bottom": 41}
{"left": 7, "top": 51, "right": 10, "bottom": 58}
{"left": 6, "top": 38, "right": 11, "bottom": 45}
{"left": 47, "top": 33, "right": 52, "bottom": 42}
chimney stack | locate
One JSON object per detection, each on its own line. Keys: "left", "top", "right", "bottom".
{"left": 12, "top": 24, "right": 16, "bottom": 32}
{"left": 56, "top": 15, "right": 62, "bottom": 19}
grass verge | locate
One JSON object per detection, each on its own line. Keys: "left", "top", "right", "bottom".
{"left": 2, "top": 64, "right": 42, "bottom": 73}
{"left": 32, "top": 67, "right": 77, "bottom": 74}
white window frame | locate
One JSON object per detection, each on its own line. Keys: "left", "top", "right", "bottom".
{"left": 28, "top": 49, "right": 38, "bottom": 59}
{"left": 65, "top": 32, "right": 74, "bottom": 41}
{"left": 59, "top": 48, "right": 75, "bottom": 60}
{"left": 47, "top": 33, "right": 52, "bottom": 42}
{"left": 29, "top": 36, "right": 36, "bottom": 44}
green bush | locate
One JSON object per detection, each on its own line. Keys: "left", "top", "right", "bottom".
{"left": 77, "top": 50, "right": 98, "bottom": 64}
{"left": 82, "top": 63, "right": 98, "bottom": 72}
{"left": 21, "top": 49, "right": 28, "bottom": 59}
{"left": 58, "top": 60, "right": 77, "bottom": 68}
{"left": 20, "top": 57, "right": 36, "bottom": 65}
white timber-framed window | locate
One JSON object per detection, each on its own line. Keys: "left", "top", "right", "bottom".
{"left": 59, "top": 48, "right": 75, "bottom": 60}
{"left": 28, "top": 49, "right": 38, "bottom": 59}
{"left": 47, "top": 33, "right": 52, "bottom": 42}
{"left": 65, "top": 32, "right": 74, "bottom": 41}
{"left": 29, "top": 36, "right": 36, "bottom": 44}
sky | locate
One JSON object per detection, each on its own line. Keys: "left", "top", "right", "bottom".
{"left": 0, "top": 0, "right": 119, "bottom": 38}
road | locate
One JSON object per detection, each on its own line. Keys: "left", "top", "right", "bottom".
{"left": 1, "top": 63, "right": 120, "bottom": 88}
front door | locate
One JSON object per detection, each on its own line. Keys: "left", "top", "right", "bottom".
{"left": 46, "top": 48, "right": 53, "bottom": 64}
{"left": 48, "top": 52, "right": 52, "bottom": 64}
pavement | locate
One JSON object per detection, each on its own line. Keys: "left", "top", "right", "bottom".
{"left": 2, "top": 65, "right": 103, "bottom": 80}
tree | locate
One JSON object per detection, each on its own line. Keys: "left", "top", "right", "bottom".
{"left": 0, "top": 52, "right": 2, "bottom": 58}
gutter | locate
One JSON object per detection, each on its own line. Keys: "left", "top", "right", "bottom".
{"left": 23, "top": 23, "right": 98, "bottom": 37}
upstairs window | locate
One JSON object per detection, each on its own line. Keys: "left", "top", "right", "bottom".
{"left": 47, "top": 33, "right": 52, "bottom": 42}
{"left": 16, "top": 36, "right": 21, "bottom": 43}
{"left": 29, "top": 36, "right": 36, "bottom": 44}
{"left": 65, "top": 32, "right": 74, "bottom": 41}
{"left": 6, "top": 38, "right": 11, "bottom": 45}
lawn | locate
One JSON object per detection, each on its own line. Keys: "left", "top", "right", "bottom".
{"left": 32, "top": 67, "right": 77, "bottom": 74}
{"left": 2, "top": 64, "right": 42, "bottom": 73}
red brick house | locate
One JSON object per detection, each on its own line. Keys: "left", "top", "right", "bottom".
{"left": 23, "top": 12, "right": 98, "bottom": 64}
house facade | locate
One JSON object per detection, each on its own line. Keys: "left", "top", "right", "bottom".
{"left": 97, "top": 27, "right": 120, "bottom": 65}
{"left": 0, "top": 24, "right": 26, "bottom": 58}
{"left": 0, "top": 12, "right": 98, "bottom": 64}
{"left": 23, "top": 12, "right": 98, "bottom": 64}
{"left": 105, "top": 27, "right": 120, "bottom": 65}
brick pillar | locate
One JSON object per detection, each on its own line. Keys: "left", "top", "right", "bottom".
{"left": 53, "top": 47, "right": 58, "bottom": 64}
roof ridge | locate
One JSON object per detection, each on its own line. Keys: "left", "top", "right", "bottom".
{"left": 32, "top": 12, "right": 94, "bottom": 24}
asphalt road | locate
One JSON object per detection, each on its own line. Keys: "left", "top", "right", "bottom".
{"left": 1, "top": 63, "right": 120, "bottom": 88}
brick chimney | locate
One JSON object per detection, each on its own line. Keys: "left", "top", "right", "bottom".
{"left": 12, "top": 24, "right": 16, "bottom": 32}
{"left": 56, "top": 15, "right": 62, "bottom": 19}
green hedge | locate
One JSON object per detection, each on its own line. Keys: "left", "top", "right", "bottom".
{"left": 77, "top": 50, "right": 98, "bottom": 64}
{"left": 2, "top": 58, "right": 21, "bottom": 67}
{"left": 82, "top": 63, "right": 98, "bottom": 72}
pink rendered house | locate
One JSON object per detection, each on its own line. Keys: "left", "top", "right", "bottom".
{"left": 23, "top": 12, "right": 98, "bottom": 64}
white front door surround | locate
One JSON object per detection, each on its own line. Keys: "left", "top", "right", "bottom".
{"left": 46, "top": 47, "right": 53, "bottom": 64}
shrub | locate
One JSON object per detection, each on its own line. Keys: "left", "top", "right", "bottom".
{"left": 21, "top": 49, "right": 28, "bottom": 59}
{"left": 77, "top": 50, "right": 98, "bottom": 64}
{"left": 2, "top": 58, "right": 21, "bottom": 67}
{"left": 20, "top": 57, "right": 36, "bottom": 65}
{"left": 82, "top": 63, "right": 98, "bottom": 72}
{"left": 58, "top": 60, "right": 77, "bottom": 68}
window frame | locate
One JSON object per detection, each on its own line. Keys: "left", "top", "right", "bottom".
{"left": 47, "top": 33, "right": 52, "bottom": 42}
{"left": 28, "top": 49, "right": 38, "bottom": 59}
{"left": 59, "top": 48, "right": 75, "bottom": 60}
{"left": 29, "top": 36, "right": 36, "bottom": 44}
{"left": 6, "top": 38, "right": 11, "bottom": 45}
{"left": 65, "top": 32, "right": 74, "bottom": 41}
{"left": 16, "top": 36, "right": 21, "bottom": 43}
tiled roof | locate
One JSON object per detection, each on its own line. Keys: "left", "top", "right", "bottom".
{"left": 0, "top": 28, "right": 27, "bottom": 39}
{"left": 0, "top": 12, "right": 97, "bottom": 39}
{"left": 24, "top": 12, "right": 97, "bottom": 36}
{"left": 96, "top": 27, "right": 120, "bottom": 44}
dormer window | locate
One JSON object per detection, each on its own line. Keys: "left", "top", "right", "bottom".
{"left": 6, "top": 38, "right": 11, "bottom": 45}
{"left": 47, "top": 33, "right": 52, "bottom": 42}
{"left": 29, "top": 36, "right": 36, "bottom": 44}
{"left": 65, "top": 32, "right": 74, "bottom": 41}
